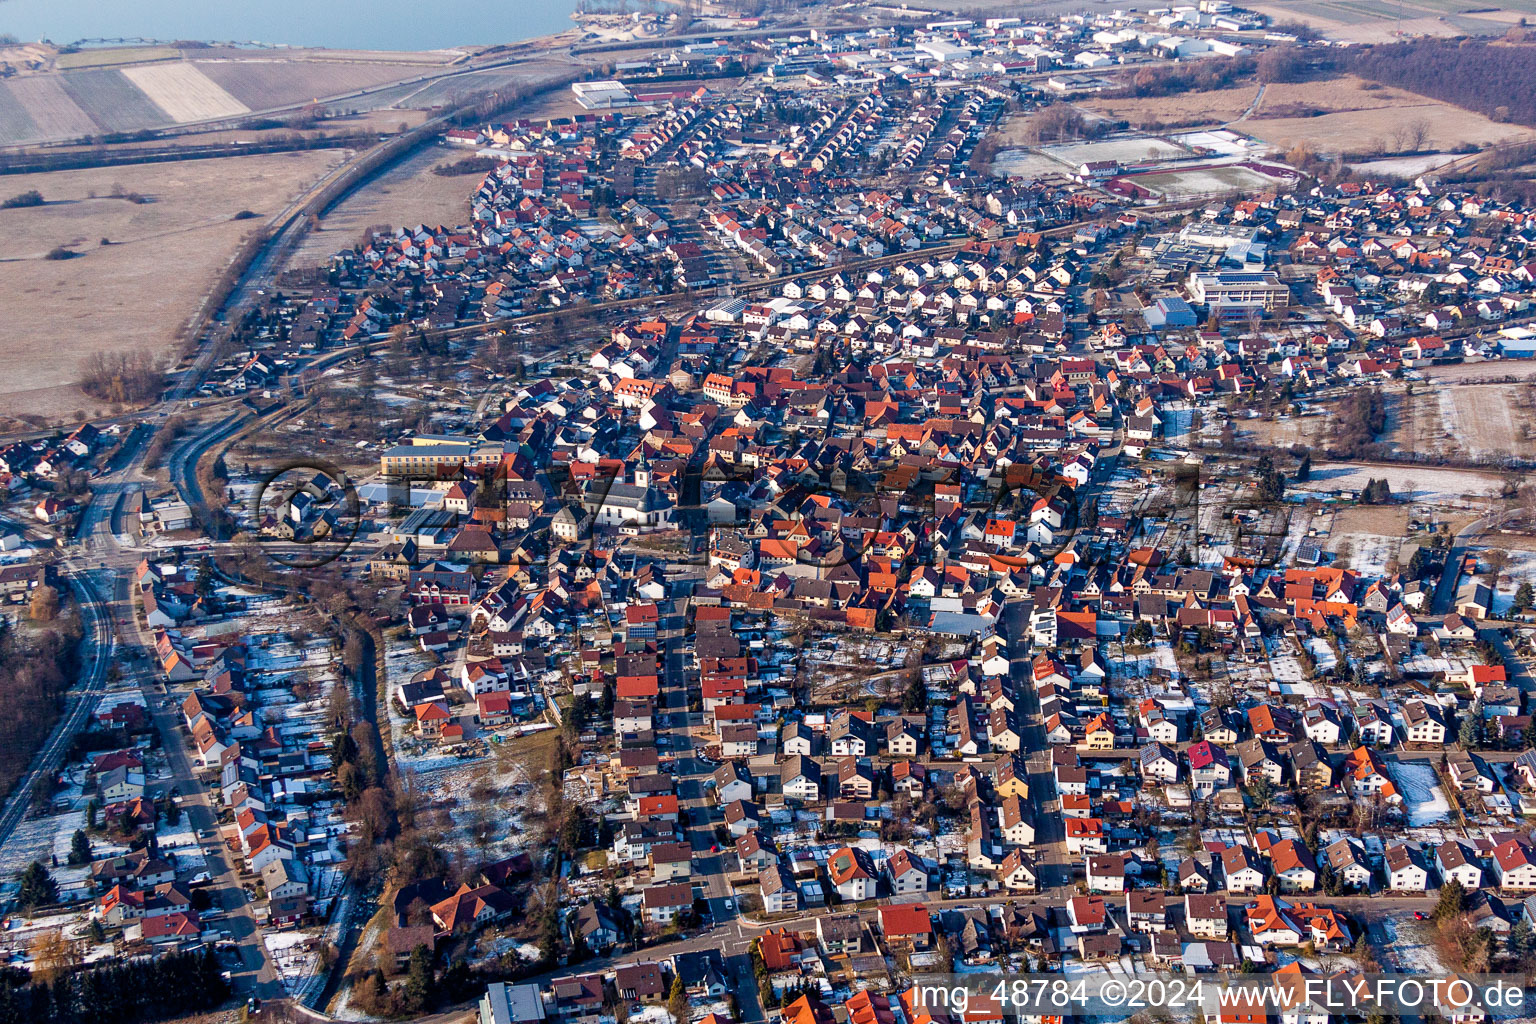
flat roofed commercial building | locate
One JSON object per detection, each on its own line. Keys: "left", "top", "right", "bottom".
{"left": 480, "top": 982, "right": 548, "bottom": 1024}
{"left": 1187, "top": 270, "right": 1288, "bottom": 311}
{"left": 379, "top": 443, "right": 504, "bottom": 476}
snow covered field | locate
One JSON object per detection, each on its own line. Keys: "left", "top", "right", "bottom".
{"left": 1392, "top": 762, "right": 1451, "bottom": 827}
{"left": 1485, "top": 547, "right": 1536, "bottom": 616}
{"left": 1377, "top": 916, "right": 1449, "bottom": 974}
{"left": 1295, "top": 463, "right": 1503, "bottom": 504}
{"left": 1331, "top": 532, "right": 1397, "bottom": 576}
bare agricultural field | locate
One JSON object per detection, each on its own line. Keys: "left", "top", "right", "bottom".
{"left": 1330, "top": 503, "right": 1412, "bottom": 538}
{"left": 194, "top": 58, "right": 434, "bottom": 112}
{"left": 1297, "top": 462, "right": 1505, "bottom": 502}
{"left": 1385, "top": 382, "right": 1536, "bottom": 462}
{"left": 1256, "top": 76, "right": 1414, "bottom": 115}
{"left": 1249, "top": 0, "right": 1536, "bottom": 40}
{"left": 1082, "top": 74, "right": 1536, "bottom": 155}
{"left": 283, "top": 144, "right": 474, "bottom": 269}
{"left": 1235, "top": 410, "right": 1332, "bottom": 448}
{"left": 0, "top": 151, "right": 348, "bottom": 422}
{"left": 41, "top": 107, "right": 430, "bottom": 155}
{"left": 387, "top": 60, "right": 578, "bottom": 110}
{"left": 1242, "top": 97, "right": 1534, "bottom": 154}
{"left": 54, "top": 46, "right": 180, "bottom": 70}
{"left": 0, "top": 84, "right": 40, "bottom": 144}
{"left": 1082, "top": 84, "right": 1260, "bottom": 129}
{"left": 1422, "top": 360, "right": 1536, "bottom": 383}
{"left": 192, "top": 45, "right": 463, "bottom": 64}
{"left": 121, "top": 61, "right": 250, "bottom": 123}
{"left": 4, "top": 74, "right": 96, "bottom": 142}
{"left": 58, "top": 68, "right": 173, "bottom": 134}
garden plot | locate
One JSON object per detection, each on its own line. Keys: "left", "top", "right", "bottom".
{"left": 1278, "top": 509, "right": 1319, "bottom": 564}
{"left": 1376, "top": 917, "right": 1450, "bottom": 975}
{"left": 122, "top": 61, "right": 250, "bottom": 123}
{"left": 411, "top": 745, "right": 546, "bottom": 863}
{"left": 1303, "top": 638, "right": 1339, "bottom": 675}
{"left": 0, "top": 910, "right": 98, "bottom": 965}
{"left": 0, "top": 802, "right": 89, "bottom": 876}
{"left": 1108, "top": 642, "right": 1180, "bottom": 681}
{"left": 1392, "top": 762, "right": 1451, "bottom": 826}
{"left": 1329, "top": 531, "right": 1398, "bottom": 576}
{"left": 1322, "top": 504, "right": 1408, "bottom": 575}
{"left": 266, "top": 930, "right": 323, "bottom": 995}
{"left": 1486, "top": 548, "right": 1536, "bottom": 616}
{"left": 1160, "top": 406, "right": 1196, "bottom": 444}
{"left": 1268, "top": 641, "right": 1306, "bottom": 687}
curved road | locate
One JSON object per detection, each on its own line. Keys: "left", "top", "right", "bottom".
{"left": 0, "top": 565, "right": 113, "bottom": 852}
{"left": 1432, "top": 507, "right": 1521, "bottom": 615}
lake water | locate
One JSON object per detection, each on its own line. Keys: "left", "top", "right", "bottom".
{"left": 0, "top": 0, "right": 582, "bottom": 52}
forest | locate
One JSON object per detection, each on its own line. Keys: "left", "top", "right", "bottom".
{"left": 1347, "top": 38, "right": 1536, "bottom": 125}
{"left": 1111, "top": 54, "right": 1255, "bottom": 98}
{"left": 0, "top": 608, "right": 82, "bottom": 803}
{"left": 0, "top": 949, "right": 228, "bottom": 1023}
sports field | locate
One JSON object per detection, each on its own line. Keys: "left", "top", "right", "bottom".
{"left": 1125, "top": 163, "right": 1291, "bottom": 199}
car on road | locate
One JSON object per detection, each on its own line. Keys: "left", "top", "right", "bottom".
{"left": 189, "top": 872, "right": 212, "bottom": 886}
{"left": 1413, "top": 911, "right": 1427, "bottom": 920}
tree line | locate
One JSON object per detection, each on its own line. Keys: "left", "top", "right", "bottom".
{"left": 432, "top": 155, "right": 501, "bottom": 177}
{"left": 0, "top": 948, "right": 228, "bottom": 1024}
{"left": 78, "top": 351, "right": 165, "bottom": 405}
{"left": 0, "top": 612, "right": 81, "bottom": 804}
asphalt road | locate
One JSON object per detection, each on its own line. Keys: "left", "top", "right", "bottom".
{"left": 1432, "top": 508, "right": 1520, "bottom": 616}
{"left": 0, "top": 566, "right": 112, "bottom": 851}
{"left": 146, "top": 672, "right": 286, "bottom": 1001}
{"left": 18, "top": 414, "right": 288, "bottom": 1000}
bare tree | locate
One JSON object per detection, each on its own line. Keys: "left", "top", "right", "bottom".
{"left": 1483, "top": 548, "right": 1512, "bottom": 586}
{"left": 1407, "top": 117, "right": 1432, "bottom": 153}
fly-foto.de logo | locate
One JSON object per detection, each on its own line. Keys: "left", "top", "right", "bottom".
{"left": 246, "top": 461, "right": 362, "bottom": 569}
